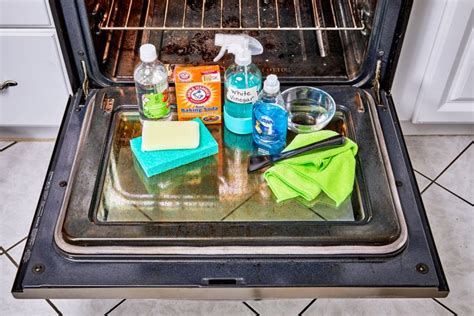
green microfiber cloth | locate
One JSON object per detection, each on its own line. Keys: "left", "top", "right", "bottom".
{"left": 264, "top": 130, "right": 358, "bottom": 206}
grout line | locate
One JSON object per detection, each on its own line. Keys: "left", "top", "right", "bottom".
{"left": 45, "top": 299, "right": 63, "bottom": 316}
{"left": 432, "top": 142, "right": 473, "bottom": 183}
{"left": 299, "top": 298, "right": 317, "bottom": 315}
{"left": 414, "top": 170, "right": 435, "bottom": 194}
{"left": 105, "top": 299, "right": 127, "bottom": 315}
{"left": 432, "top": 298, "right": 458, "bottom": 315}
{"left": 308, "top": 207, "right": 329, "bottom": 221}
{"left": 220, "top": 192, "right": 257, "bottom": 221}
{"left": 3, "top": 250, "right": 18, "bottom": 268}
{"left": 421, "top": 182, "right": 434, "bottom": 195}
{"left": 433, "top": 183, "right": 473, "bottom": 206}
{"left": 5, "top": 236, "right": 28, "bottom": 253}
{"left": 416, "top": 142, "right": 472, "bottom": 196}
{"left": 242, "top": 301, "right": 260, "bottom": 315}
{"left": 414, "top": 170, "right": 434, "bottom": 181}
{"left": 131, "top": 203, "right": 154, "bottom": 221}
{"left": 0, "top": 141, "right": 17, "bottom": 152}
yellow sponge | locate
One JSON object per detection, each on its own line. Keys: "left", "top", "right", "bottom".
{"left": 141, "top": 120, "right": 200, "bottom": 151}
{"left": 131, "top": 119, "right": 218, "bottom": 177}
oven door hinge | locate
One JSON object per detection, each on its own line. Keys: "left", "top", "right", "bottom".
{"left": 372, "top": 59, "right": 382, "bottom": 106}
{"left": 81, "top": 60, "right": 90, "bottom": 97}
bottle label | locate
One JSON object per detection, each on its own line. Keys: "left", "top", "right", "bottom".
{"left": 186, "top": 85, "right": 211, "bottom": 105}
{"left": 255, "top": 115, "right": 274, "bottom": 136}
{"left": 227, "top": 86, "right": 258, "bottom": 104}
{"left": 142, "top": 91, "right": 170, "bottom": 119}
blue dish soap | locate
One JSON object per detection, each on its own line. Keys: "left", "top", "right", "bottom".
{"left": 252, "top": 75, "right": 288, "bottom": 155}
{"left": 213, "top": 34, "right": 263, "bottom": 134}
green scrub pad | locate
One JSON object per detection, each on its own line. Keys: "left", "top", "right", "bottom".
{"left": 130, "top": 119, "right": 218, "bottom": 177}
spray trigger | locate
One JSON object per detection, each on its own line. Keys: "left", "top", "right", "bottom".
{"left": 213, "top": 34, "right": 263, "bottom": 66}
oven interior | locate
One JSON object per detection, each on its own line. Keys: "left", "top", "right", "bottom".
{"left": 85, "top": 0, "right": 378, "bottom": 82}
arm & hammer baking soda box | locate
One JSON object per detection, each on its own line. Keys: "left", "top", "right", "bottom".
{"left": 174, "top": 65, "right": 222, "bottom": 124}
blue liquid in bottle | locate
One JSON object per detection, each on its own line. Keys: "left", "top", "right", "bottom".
{"left": 252, "top": 75, "right": 288, "bottom": 155}
{"left": 224, "top": 64, "right": 262, "bottom": 134}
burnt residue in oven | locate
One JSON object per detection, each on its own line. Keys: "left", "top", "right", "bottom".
{"left": 95, "top": 0, "right": 355, "bottom": 79}
{"left": 162, "top": 31, "right": 220, "bottom": 62}
{"left": 186, "top": 0, "right": 218, "bottom": 12}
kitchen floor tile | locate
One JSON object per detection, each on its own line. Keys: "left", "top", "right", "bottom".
{"left": 0, "top": 142, "right": 54, "bottom": 249}
{"left": 51, "top": 299, "right": 123, "bottom": 316}
{"left": 437, "top": 143, "right": 473, "bottom": 204}
{"left": 415, "top": 171, "right": 432, "bottom": 192}
{"left": 0, "top": 256, "right": 57, "bottom": 316}
{"left": 245, "top": 299, "right": 314, "bottom": 315}
{"left": 404, "top": 136, "right": 472, "bottom": 179}
{"left": 108, "top": 299, "right": 254, "bottom": 316}
{"left": 0, "top": 141, "right": 16, "bottom": 151}
{"left": 304, "top": 299, "right": 451, "bottom": 315}
{"left": 6, "top": 238, "right": 27, "bottom": 266}
{"left": 422, "top": 184, "right": 474, "bottom": 315}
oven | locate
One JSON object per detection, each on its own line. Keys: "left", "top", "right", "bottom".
{"left": 13, "top": 0, "right": 449, "bottom": 298}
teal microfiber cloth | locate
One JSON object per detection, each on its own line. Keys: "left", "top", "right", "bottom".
{"left": 130, "top": 119, "right": 218, "bottom": 177}
{"left": 264, "top": 130, "right": 358, "bottom": 206}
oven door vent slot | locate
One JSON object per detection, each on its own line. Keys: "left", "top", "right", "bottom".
{"left": 202, "top": 278, "right": 245, "bottom": 286}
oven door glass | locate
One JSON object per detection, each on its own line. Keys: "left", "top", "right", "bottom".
{"left": 54, "top": 86, "right": 404, "bottom": 255}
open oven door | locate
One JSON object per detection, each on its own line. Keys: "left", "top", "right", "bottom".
{"left": 12, "top": 0, "right": 448, "bottom": 299}
{"left": 12, "top": 84, "right": 448, "bottom": 299}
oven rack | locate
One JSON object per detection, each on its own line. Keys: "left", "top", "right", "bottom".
{"left": 98, "top": 0, "right": 366, "bottom": 32}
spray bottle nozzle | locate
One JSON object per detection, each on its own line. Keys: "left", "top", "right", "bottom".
{"left": 213, "top": 34, "right": 264, "bottom": 66}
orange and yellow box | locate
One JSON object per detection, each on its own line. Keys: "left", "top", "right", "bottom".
{"left": 174, "top": 65, "right": 222, "bottom": 125}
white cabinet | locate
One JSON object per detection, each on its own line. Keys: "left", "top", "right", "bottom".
{"left": 0, "top": 30, "right": 70, "bottom": 126}
{"left": 392, "top": 0, "right": 474, "bottom": 126}
{"left": 0, "top": 0, "right": 51, "bottom": 27}
{"left": 0, "top": 0, "right": 71, "bottom": 137}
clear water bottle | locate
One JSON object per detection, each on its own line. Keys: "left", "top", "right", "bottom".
{"left": 134, "top": 44, "right": 170, "bottom": 121}
{"left": 252, "top": 75, "right": 288, "bottom": 155}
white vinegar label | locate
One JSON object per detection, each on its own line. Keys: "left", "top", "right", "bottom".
{"left": 227, "top": 86, "right": 258, "bottom": 104}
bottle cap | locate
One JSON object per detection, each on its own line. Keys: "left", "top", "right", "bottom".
{"left": 140, "top": 44, "right": 157, "bottom": 63}
{"left": 263, "top": 74, "right": 280, "bottom": 94}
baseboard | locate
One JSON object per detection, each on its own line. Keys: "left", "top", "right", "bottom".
{"left": 400, "top": 121, "right": 474, "bottom": 135}
{"left": 0, "top": 126, "right": 59, "bottom": 140}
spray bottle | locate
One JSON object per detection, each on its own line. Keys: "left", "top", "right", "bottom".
{"left": 214, "top": 34, "right": 263, "bottom": 135}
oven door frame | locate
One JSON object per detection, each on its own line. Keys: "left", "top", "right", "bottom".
{"left": 12, "top": 87, "right": 448, "bottom": 299}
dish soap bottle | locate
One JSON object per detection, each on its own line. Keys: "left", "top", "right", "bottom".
{"left": 134, "top": 44, "right": 170, "bottom": 121}
{"left": 252, "top": 74, "right": 288, "bottom": 155}
{"left": 214, "top": 34, "right": 263, "bottom": 134}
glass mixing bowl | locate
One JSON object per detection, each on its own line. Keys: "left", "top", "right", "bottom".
{"left": 282, "top": 86, "right": 336, "bottom": 134}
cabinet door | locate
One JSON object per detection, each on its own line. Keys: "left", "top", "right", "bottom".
{"left": 0, "top": 0, "right": 51, "bottom": 27}
{"left": 0, "top": 30, "right": 70, "bottom": 126}
{"left": 412, "top": 0, "right": 474, "bottom": 123}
